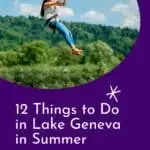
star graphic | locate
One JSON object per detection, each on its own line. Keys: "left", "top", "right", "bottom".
{"left": 106, "top": 85, "right": 121, "bottom": 103}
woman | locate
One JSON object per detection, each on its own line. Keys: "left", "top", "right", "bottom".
{"left": 40, "top": 0, "right": 83, "bottom": 56}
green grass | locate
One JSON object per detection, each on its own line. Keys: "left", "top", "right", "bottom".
{"left": 0, "top": 64, "right": 108, "bottom": 89}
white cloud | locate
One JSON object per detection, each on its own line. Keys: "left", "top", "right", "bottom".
{"left": 13, "top": 0, "right": 74, "bottom": 18}
{"left": 19, "top": 4, "right": 40, "bottom": 17}
{"left": 57, "top": 7, "right": 74, "bottom": 18}
{"left": 112, "top": 3, "right": 128, "bottom": 12}
{"left": 112, "top": 0, "right": 140, "bottom": 29}
{"left": 13, "top": 0, "right": 40, "bottom": 16}
{"left": 80, "top": 10, "right": 105, "bottom": 23}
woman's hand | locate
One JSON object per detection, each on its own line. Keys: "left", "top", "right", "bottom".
{"left": 44, "top": 0, "right": 66, "bottom": 9}
{"left": 57, "top": 0, "right": 66, "bottom": 6}
{"left": 44, "top": 0, "right": 58, "bottom": 9}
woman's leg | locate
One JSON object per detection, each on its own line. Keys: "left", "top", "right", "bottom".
{"left": 49, "top": 21, "right": 82, "bottom": 55}
{"left": 55, "top": 21, "right": 75, "bottom": 47}
{"left": 54, "top": 21, "right": 82, "bottom": 55}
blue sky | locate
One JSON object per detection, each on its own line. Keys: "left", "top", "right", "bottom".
{"left": 0, "top": 0, "right": 140, "bottom": 28}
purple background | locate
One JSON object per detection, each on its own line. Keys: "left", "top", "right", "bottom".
{"left": 0, "top": 0, "right": 149, "bottom": 149}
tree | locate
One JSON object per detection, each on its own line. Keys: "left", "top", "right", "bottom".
{"left": 20, "top": 40, "right": 48, "bottom": 65}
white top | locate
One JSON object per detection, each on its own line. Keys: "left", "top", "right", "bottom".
{"left": 44, "top": 6, "right": 59, "bottom": 22}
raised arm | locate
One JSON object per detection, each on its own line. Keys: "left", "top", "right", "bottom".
{"left": 44, "top": 0, "right": 66, "bottom": 8}
{"left": 44, "top": 0, "right": 58, "bottom": 6}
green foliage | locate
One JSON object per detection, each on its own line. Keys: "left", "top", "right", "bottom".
{"left": 0, "top": 16, "right": 138, "bottom": 88}
{"left": 0, "top": 39, "right": 121, "bottom": 88}
{"left": 20, "top": 40, "right": 48, "bottom": 65}
{"left": 0, "top": 64, "right": 101, "bottom": 89}
{"left": 54, "top": 42, "right": 81, "bottom": 66}
{"left": 0, "top": 51, "right": 20, "bottom": 66}
{"left": 85, "top": 41, "right": 114, "bottom": 63}
{"left": 0, "top": 16, "right": 138, "bottom": 55}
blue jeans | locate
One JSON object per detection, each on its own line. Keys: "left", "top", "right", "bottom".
{"left": 49, "top": 20, "right": 75, "bottom": 47}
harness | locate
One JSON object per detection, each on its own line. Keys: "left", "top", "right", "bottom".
{"left": 44, "top": 14, "right": 58, "bottom": 36}
{"left": 44, "top": 14, "right": 58, "bottom": 27}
